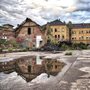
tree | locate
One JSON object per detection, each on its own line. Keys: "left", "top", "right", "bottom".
{"left": 0, "top": 39, "right": 9, "bottom": 49}
{"left": 43, "top": 23, "right": 58, "bottom": 44}
{"left": 46, "top": 60, "right": 52, "bottom": 78}
{"left": 67, "top": 21, "right": 73, "bottom": 42}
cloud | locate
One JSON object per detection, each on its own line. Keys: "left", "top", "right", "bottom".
{"left": 75, "top": 0, "right": 90, "bottom": 11}
{"left": 0, "top": 0, "right": 90, "bottom": 26}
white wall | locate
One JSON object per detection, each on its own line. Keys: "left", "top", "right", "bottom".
{"left": 36, "top": 35, "right": 43, "bottom": 48}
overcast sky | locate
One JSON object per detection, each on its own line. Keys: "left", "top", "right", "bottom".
{"left": 0, "top": 0, "right": 90, "bottom": 26}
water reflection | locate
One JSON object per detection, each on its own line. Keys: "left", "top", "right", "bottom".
{"left": 0, "top": 56, "right": 65, "bottom": 82}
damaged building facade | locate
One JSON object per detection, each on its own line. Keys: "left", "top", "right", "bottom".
{"left": 0, "top": 24, "right": 15, "bottom": 41}
{"left": 15, "top": 18, "right": 45, "bottom": 48}
{"left": 0, "top": 18, "right": 90, "bottom": 50}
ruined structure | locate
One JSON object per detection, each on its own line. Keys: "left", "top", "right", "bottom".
{"left": 15, "top": 18, "right": 45, "bottom": 48}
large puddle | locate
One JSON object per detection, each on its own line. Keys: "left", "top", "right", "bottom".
{"left": 0, "top": 56, "right": 65, "bottom": 82}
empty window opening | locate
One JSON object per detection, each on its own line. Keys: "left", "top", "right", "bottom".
{"left": 55, "top": 28, "right": 57, "bottom": 32}
{"left": 58, "top": 35, "right": 60, "bottom": 38}
{"left": 28, "top": 28, "right": 31, "bottom": 35}
{"left": 55, "top": 35, "right": 57, "bottom": 38}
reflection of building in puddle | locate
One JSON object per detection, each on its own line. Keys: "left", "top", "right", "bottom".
{"left": 0, "top": 61, "right": 15, "bottom": 73}
{"left": 42, "top": 58, "right": 65, "bottom": 76}
{"left": 15, "top": 56, "right": 45, "bottom": 74}
{"left": 0, "top": 56, "right": 65, "bottom": 82}
{"left": 36, "top": 55, "right": 43, "bottom": 64}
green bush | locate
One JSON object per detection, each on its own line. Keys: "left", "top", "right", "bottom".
{"left": 0, "top": 48, "right": 2, "bottom": 52}
{"left": 22, "top": 47, "right": 29, "bottom": 52}
{"left": 71, "top": 43, "right": 87, "bottom": 50}
{"left": 78, "top": 43, "right": 87, "bottom": 49}
{"left": 0, "top": 39, "right": 6, "bottom": 44}
{"left": 87, "top": 45, "right": 90, "bottom": 49}
{"left": 65, "top": 52, "right": 72, "bottom": 55}
{"left": 8, "top": 48, "right": 13, "bottom": 52}
{"left": 60, "top": 44, "right": 69, "bottom": 50}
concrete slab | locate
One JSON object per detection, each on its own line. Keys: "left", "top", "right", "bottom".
{"left": 0, "top": 50, "right": 90, "bottom": 90}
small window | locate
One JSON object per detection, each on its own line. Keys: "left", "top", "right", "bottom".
{"left": 28, "top": 28, "right": 31, "bottom": 35}
{"left": 86, "top": 37, "right": 90, "bottom": 40}
{"left": 55, "top": 65, "right": 57, "bottom": 69}
{"left": 86, "top": 31, "right": 89, "bottom": 33}
{"left": 62, "top": 35, "right": 64, "bottom": 39}
{"left": 55, "top": 35, "right": 57, "bottom": 38}
{"left": 72, "top": 31, "right": 74, "bottom": 34}
{"left": 81, "top": 36, "right": 84, "bottom": 39}
{"left": 40, "top": 41, "right": 42, "bottom": 44}
{"left": 58, "top": 35, "right": 60, "bottom": 38}
{"left": 72, "top": 31, "right": 76, "bottom": 34}
{"left": 72, "top": 38, "right": 74, "bottom": 40}
{"left": 81, "top": 31, "right": 84, "bottom": 34}
{"left": 55, "top": 28, "right": 57, "bottom": 32}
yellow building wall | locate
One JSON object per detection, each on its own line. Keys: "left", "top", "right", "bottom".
{"left": 50, "top": 25, "right": 69, "bottom": 42}
{"left": 71, "top": 28, "right": 90, "bottom": 44}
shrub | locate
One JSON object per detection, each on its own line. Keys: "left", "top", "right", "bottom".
{"left": 0, "top": 39, "right": 6, "bottom": 45}
{"left": 87, "top": 45, "right": 90, "bottom": 49}
{"left": 71, "top": 43, "right": 87, "bottom": 50}
{"left": 78, "top": 43, "right": 87, "bottom": 49}
{"left": 8, "top": 48, "right": 13, "bottom": 52}
{"left": 0, "top": 48, "right": 2, "bottom": 52}
{"left": 22, "top": 47, "right": 30, "bottom": 52}
{"left": 60, "top": 44, "right": 69, "bottom": 50}
{"left": 65, "top": 52, "right": 72, "bottom": 55}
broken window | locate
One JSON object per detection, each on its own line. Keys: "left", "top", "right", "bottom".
{"left": 28, "top": 28, "right": 31, "bottom": 35}
{"left": 55, "top": 65, "right": 57, "bottom": 69}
